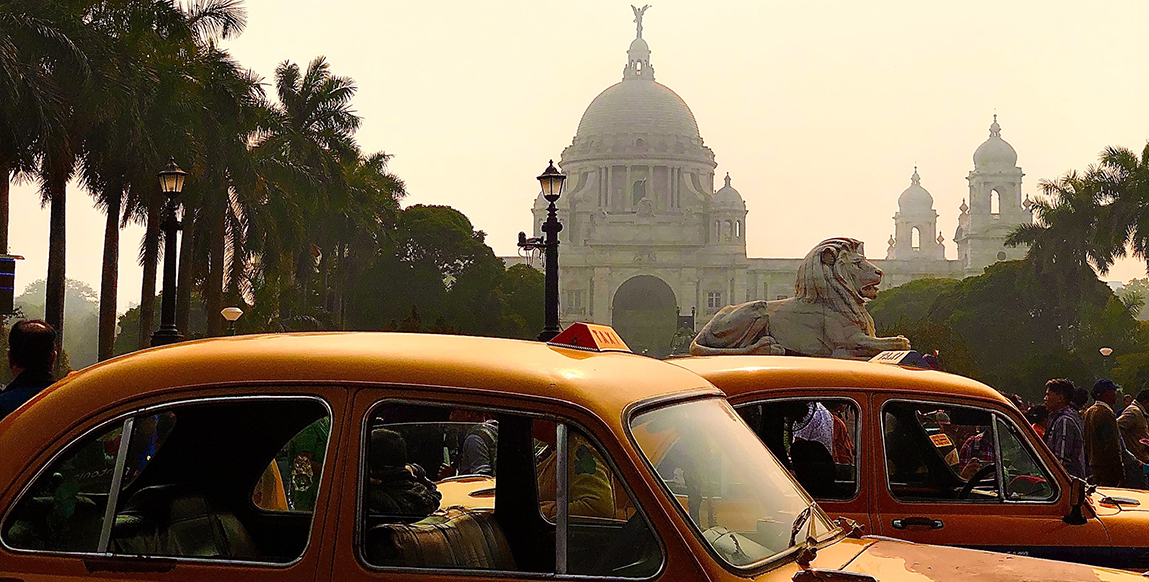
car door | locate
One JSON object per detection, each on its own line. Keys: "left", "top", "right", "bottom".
{"left": 732, "top": 391, "right": 872, "bottom": 531}
{"left": 873, "top": 393, "right": 1113, "bottom": 566}
{"left": 326, "top": 386, "right": 679, "bottom": 582}
{"left": 0, "top": 386, "right": 346, "bottom": 582}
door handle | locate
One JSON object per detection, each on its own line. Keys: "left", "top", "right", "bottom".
{"left": 891, "top": 517, "right": 944, "bottom": 530}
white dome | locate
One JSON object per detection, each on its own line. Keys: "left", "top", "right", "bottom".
{"left": 898, "top": 168, "right": 933, "bottom": 210}
{"left": 575, "top": 79, "right": 700, "bottom": 140}
{"left": 713, "top": 173, "right": 744, "bottom": 207}
{"left": 973, "top": 116, "right": 1018, "bottom": 169}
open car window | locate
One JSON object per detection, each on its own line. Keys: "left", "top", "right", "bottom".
{"left": 737, "top": 398, "right": 860, "bottom": 500}
{"left": 630, "top": 397, "right": 835, "bottom": 569}
{"left": 881, "top": 400, "right": 1053, "bottom": 503}
{"left": 361, "top": 402, "right": 660, "bottom": 578}
{"left": 4, "top": 397, "right": 330, "bottom": 564}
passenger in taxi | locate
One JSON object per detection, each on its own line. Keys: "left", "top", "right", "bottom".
{"left": 0, "top": 320, "right": 57, "bottom": 422}
{"left": 1044, "top": 378, "right": 1088, "bottom": 480}
{"left": 366, "top": 428, "right": 443, "bottom": 522}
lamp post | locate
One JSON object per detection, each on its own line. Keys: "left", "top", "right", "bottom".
{"left": 221, "top": 306, "right": 244, "bottom": 335}
{"left": 518, "top": 160, "right": 566, "bottom": 341}
{"left": 150, "top": 158, "right": 187, "bottom": 347}
{"left": 1101, "top": 347, "right": 1114, "bottom": 378}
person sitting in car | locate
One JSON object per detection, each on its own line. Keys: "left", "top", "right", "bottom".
{"left": 367, "top": 428, "right": 442, "bottom": 522}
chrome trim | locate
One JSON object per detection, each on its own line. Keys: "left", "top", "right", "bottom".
{"left": 356, "top": 394, "right": 667, "bottom": 580}
{"left": 877, "top": 397, "right": 1061, "bottom": 506}
{"left": 97, "top": 416, "right": 134, "bottom": 553}
{"left": 556, "top": 422, "right": 569, "bottom": 574}
{"left": 732, "top": 395, "right": 864, "bottom": 502}
{"left": 1, "top": 392, "right": 334, "bottom": 569}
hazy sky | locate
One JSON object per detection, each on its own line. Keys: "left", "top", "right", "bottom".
{"left": 12, "top": 0, "right": 1149, "bottom": 313}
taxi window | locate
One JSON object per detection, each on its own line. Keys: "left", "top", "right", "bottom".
{"left": 361, "top": 402, "right": 661, "bottom": 577}
{"left": 881, "top": 400, "right": 1054, "bottom": 503}
{"left": 253, "top": 417, "right": 331, "bottom": 512}
{"left": 996, "top": 415, "right": 1055, "bottom": 501}
{"left": 737, "top": 398, "right": 859, "bottom": 500}
{"left": 4, "top": 398, "right": 330, "bottom": 563}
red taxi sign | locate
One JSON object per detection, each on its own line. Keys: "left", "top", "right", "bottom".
{"left": 548, "top": 322, "right": 631, "bottom": 353}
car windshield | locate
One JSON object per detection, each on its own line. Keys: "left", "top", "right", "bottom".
{"left": 629, "top": 397, "right": 836, "bottom": 568}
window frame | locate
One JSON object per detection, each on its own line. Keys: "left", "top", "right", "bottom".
{"left": 878, "top": 397, "right": 1061, "bottom": 506}
{"left": 1, "top": 394, "right": 334, "bottom": 567}
{"left": 355, "top": 396, "right": 666, "bottom": 580}
{"left": 623, "top": 392, "right": 845, "bottom": 576}
{"left": 733, "top": 395, "right": 864, "bottom": 502}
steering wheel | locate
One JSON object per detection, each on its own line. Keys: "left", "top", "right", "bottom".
{"left": 958, "top": 463, "right": 997, "bottom": 499}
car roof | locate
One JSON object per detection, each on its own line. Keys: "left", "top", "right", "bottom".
{"left": 669, "top": 354, "right": 1013, "bottom": 408}
{"left": 0, "top": 333, "right": 716, "bottom": 474}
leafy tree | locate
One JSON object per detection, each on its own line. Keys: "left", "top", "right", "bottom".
{"left": 14, "top": 278, "right": 99, "bottom": 370}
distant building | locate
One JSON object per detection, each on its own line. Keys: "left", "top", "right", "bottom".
{"left": 505, "top": 13, "right": 1032, "bottom": 356}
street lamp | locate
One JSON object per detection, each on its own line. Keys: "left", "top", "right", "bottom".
{"left": 150, "top": 158, "right": 187, "bottom": 347}
{"left": 221, "top": 306, "right": 244, "bottom": 335}
{"left": 518, "top": 160, "right": 566, "bottom": 341}
{"left": 1100, "top": 347, "right": 1114, "bottom": 357}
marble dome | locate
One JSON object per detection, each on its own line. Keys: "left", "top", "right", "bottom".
{"left": 898, "top": 168, "right": 933, "bottom": 210}
{"left": 973, "top": 115, "right": 1018, "bottom": 169}
{"left": 713, "top": 173, "right": 744, "bottom": 207}
{"left": 575, "top": 79, "right": 700, "bottom": 140}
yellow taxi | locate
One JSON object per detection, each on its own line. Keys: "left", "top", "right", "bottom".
{"left": 0, "top": 327, "right": 1141, "bottom": 582}
{"left": 672, "top": 353, "right": 1149, "bottom": 570}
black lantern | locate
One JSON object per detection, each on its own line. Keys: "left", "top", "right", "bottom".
{"left": 519, "top": 160, "right": 566, "bottom": 342}
{"left": 150, "top": 158, "right": 187, "bottom": 347}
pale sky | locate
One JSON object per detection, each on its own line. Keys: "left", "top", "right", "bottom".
{"left": 12, "top": 0, "right": 1149, "bottom": 313}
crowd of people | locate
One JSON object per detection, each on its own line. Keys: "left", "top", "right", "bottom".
{"left": 1015, "top": 378, "right": 1149, "bottom": 489}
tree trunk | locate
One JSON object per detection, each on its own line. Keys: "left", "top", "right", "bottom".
{"left": 138, "top": 201, "right": 161, "bottom": 348}
{"left": 205, "top": 207, "right": 224, "bottom": 336}
{"left": 0, "top": 160, "right": 10, "bottom": 254}
{"left": 44, "top": 166, "right": 67, "bottom": 364}
{"left": 175, "top": 207, "right": 197, "bottom": 336}
{"left": 97, "top": 184, "right": 121, "bottom": 360}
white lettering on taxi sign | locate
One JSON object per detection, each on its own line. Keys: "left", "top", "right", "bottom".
{"left": 868, "top": 350, "right": 929, "bottom": 368}
{"left": 548, "top": 322, "right": 631, "bottom": 353}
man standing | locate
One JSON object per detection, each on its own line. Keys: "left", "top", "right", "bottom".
{"left": 0, "top": 320, "right": 57, "bottom": 422}
{"left": 1044, "top": 378, "right": 1088, "bottom": 480}
{"left": 1083, "top": 379, "right": 1125, "bottom": 487}
{"left": 1118, "top": 389, "right": 1149, "bottom": 464}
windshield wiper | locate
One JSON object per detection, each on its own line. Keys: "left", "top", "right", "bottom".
{"left": 788, "top": 506, "right": 812, "bottom": 548}
{"left": 788, "top": 505, "right": 820, "bottom": 569}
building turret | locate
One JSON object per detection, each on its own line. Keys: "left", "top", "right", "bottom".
{"left": 889, "top": 167, "right": 944, "bottom": 260}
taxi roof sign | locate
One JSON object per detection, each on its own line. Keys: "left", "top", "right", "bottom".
{"left": 869, "top": 350, "right": 931, "bottom": 369}
{"left": 548, "top": 322, "right": 631, "bottom": 353}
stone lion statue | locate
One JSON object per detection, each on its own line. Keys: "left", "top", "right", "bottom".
{"left": 689, "top": 237, "right": 910, "bottom": 360}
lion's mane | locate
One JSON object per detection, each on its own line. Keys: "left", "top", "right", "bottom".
{"left": 795, "top": 237, "right": 876, "bottom": 336}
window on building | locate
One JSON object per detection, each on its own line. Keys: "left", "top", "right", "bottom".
{"left": 563, "top": 289, "right": 584, "bottom": 313}
{"left": 737, "top": 398, "right": 860, "bottom": 500}
{"left": 911, "top": 226, "right": 921, "bottom": 250}
{"left": 990, "top": 189, "right": 1001, "bottom": 217}
{"left": 735, "top": 220, "right": 741, "bottom": 239}
{"left": 724, "top": 220, "right": 733, "bottom": 241}
{"left": 881, "top": 400, "right": 1055, "bottom": 503}
{"left": 361, "top": 402, "right": 661, "bottom": 576}
{"left": 632, "top": 179, "right": 646, "bottom": 205}
{"left": 707, "top": 291, "right": 724, "bottom": 309}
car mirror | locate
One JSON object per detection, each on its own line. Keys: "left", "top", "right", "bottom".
{"left": 1062, "top": 477, "right": 1088, "bottom": 525}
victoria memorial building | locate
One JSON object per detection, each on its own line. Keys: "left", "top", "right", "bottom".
{"left": 509, "top": 14, "right": 1034, "bottom": 357}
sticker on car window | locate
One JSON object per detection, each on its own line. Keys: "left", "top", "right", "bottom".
{"left": 930, "top": 433, "right": 953, "bottom": 448}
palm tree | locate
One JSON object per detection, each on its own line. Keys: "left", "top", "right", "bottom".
{"left": 1008, "top": 170, "right": 1116, "bottom": 349}
{"left": 1094, "top": 144, "right": 1149, "bottom": 273}
{"left": 249, "top": 56, "right": 360, "bottom": 325}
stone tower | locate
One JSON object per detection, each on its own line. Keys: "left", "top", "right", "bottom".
{"left": 888, "top": 167, "right": 944, "bottom": 260}
{"left": 954, "top": 115, "right": 1033, "bottom": 275}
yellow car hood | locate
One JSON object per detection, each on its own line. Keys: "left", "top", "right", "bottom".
{"left": 839, "top": 538, "right": 1139, "bottom": 581}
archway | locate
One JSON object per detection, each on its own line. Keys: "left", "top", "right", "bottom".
{"left": 612, "top": 275, "right": 678, "bottom": 358}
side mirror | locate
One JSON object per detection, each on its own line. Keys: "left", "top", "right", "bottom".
{"left": 1063, "top": 477, "right": 1088, "bottom": 525}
